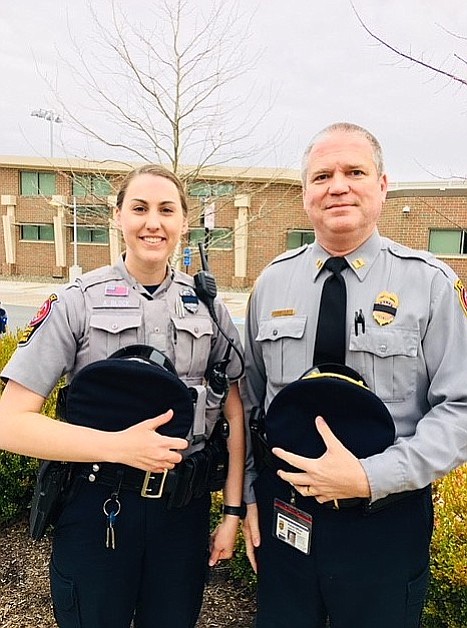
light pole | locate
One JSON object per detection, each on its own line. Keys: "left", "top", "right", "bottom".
{"left": 72, "top": 196, "right": 79, "bottom": 279}
{"left": 30, "top": 109, "right": 62, "bottom": 157}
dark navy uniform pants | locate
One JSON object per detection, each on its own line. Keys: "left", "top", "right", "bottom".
{"left": 254, "top": 469, "right": 432, "bottom": 628}
{"left": 50, "top": 479, "right": 211, "bottom": 627}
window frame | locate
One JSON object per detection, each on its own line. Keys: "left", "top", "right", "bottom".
{"left": 20, "top": 224, "right": 55, "bottom": 242}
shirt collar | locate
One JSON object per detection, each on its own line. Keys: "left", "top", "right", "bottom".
{"left": 115, "top": 254, "right": 173, "bottom": 297}
{"left": 311, "top": 230, "right": 382, "bottom": 282}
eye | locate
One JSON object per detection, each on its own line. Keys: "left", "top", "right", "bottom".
{"left": 312, "top": 173, "right": 329, "bottom": 183}
{"left": 349, "top": 169, "right": 365, "bottom": 177}
{"left": 132, "top": 205, "right": 146, "bottom": 213}
{"left": 160, "top": 205, "right": 175, "bottom": 214}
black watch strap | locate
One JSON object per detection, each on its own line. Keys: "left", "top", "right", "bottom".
{"left": 223, "top": 503, "right": 247, "bottom": 519}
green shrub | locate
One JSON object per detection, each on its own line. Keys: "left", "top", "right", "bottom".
{"left": 0, "top": 332, "right": 60, "bottom": 525}
{"left": 423, "top": 465, "right": 467, "bottom": 627}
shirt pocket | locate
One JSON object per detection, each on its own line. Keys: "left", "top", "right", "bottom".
{"left": 349, "top": 326, "right": 418, "bottom": 402}
{"left": 172, "top": 316, "right": 213, "bottom": 378}
{"left": 256, "top": 315, "right": 308, "bottom": 386}
{"left": 89, "top": 311, "right": 142, "bottom": 357}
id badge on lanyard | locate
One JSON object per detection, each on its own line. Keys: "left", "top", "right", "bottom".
{"left": 273, "top": 489, "right": 312, "bottom": 555}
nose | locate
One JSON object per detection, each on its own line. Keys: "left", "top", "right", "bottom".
{"left": 145, "top": 209, "right": 161, "bottom": 229}
{"left": 328, "top": 173, "right": 350, "bottom": 195}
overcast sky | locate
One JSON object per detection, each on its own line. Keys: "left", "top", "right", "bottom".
{"left": 1, "top": 0, "right": 466, "bottom": 183}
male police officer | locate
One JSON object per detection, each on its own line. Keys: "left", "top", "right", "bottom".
{"left": 242, "top": 122, "right": 467, "bottom": 627}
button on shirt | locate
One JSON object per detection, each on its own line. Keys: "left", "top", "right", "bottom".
{"left": 243, "top": 231, "right": 467, "bottom": 502}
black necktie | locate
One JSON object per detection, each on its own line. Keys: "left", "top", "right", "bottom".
{"left": 313, "top": 257, "right": 348, "bottom": 366}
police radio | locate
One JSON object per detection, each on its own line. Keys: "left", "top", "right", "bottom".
{"left": 194, "top": 243, "right": 244, "bottom": 380}
{"left": 194, "top": 243, "right": 218, "bottom": 321}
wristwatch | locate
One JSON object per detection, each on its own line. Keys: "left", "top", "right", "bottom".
{"left": 223, "top": 503, "right": 247, "bottom": 519}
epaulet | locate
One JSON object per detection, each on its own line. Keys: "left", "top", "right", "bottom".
{"left": 172, "top": 268, "right": 195, "bottom": 288}
{"left": 387, "top": 240, "right": 457, "bottom": 281}
{"left": 67, "top": 265, "right": 118, "bottom": 292}
{"left": 269, "top": 245, "right": 308, "bottom": 267}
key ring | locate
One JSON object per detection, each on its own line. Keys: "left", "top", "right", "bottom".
{"left": 103, "top": 497, "right": 121, "bottom": 517}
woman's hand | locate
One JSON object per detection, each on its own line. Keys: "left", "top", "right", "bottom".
{"left": 115, "top": 410, "right": 188, "bottom": 472}
{"left": 209, "top": 515, "right": 240, "bottom": 566}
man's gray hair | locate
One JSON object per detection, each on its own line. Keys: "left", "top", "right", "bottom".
{"left": 301, "top": 122, "right": 385, "bottom": 187}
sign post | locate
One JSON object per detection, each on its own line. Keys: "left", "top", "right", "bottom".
{"left": 183, "top": 246, "right": 192, "bottom": 274}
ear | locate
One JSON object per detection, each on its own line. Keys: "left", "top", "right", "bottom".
{"left": 113, "top": 206, "right": 122, "bottom": 229}
{"left": 380, "top": 174, "right": 388, "bottom": 201}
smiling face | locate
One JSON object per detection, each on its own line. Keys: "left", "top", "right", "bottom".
{"left": 303, "top": 130, "right": 388, "bottom": 255}
{"left": 114, "top": 173, "right": 188, "bottom": 284}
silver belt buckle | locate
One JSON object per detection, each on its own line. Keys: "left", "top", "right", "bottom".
{"left": 141, "top": 469, "right": 168, "bottom": 498}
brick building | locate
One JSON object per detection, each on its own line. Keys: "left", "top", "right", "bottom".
{"left": 1, "top": 156, "right": 466, "bottom": 287}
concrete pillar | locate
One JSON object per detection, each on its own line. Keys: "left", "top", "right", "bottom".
{"left": 1, "top": 195, "right": 17, "bottom": 265}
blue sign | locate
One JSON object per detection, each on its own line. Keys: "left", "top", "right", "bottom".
{"left": 183, "top": 247, "right": 192, "bottom": 267}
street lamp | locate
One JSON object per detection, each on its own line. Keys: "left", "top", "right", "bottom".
{"left": 31, "top": 108, "right": 63, "bottom": 157}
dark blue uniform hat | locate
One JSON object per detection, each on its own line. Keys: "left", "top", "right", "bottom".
{"left": 64, "top": 344, "right": 193, "bottom": 438}
{"left": 265, "top": 363, "right": 395, "bottom": 471}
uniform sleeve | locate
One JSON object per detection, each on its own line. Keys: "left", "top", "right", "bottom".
{"left": 242, "top": 285, "right": 268, "bottom": 503}
{"left": 1, "top": 285, "right": 85, "bottom": 398}
{"left": 361, "top": 270, "right": 467, "bottom": 501}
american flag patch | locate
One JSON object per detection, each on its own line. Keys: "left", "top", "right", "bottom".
{"left": 105, "top": 283, "right": 130, "bottom": 297}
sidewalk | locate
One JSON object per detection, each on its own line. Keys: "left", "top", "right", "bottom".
{"left": 0, "top": 280, "right": 249, "bottom": 319}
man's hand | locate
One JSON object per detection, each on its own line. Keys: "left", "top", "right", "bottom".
{"left": 273, "top": 416, "right": 370, "bottom": 502}
{"left": 242, "top": 502, "right": 260, "bottom": 573}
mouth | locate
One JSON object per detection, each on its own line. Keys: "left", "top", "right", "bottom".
{"left": 140, "top": 235, "right": 165, "bottom": 245}
{"left": 325, "top": 202, "right": 356, "bottom": 210}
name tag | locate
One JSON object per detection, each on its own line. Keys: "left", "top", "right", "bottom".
{"left": 273, "top": 498, "right": 312, "bottom": 555}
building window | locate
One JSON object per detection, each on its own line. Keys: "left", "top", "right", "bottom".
{"left": 20, "top": 172, "right": 56, "bottom": 196}
{"left": 72, "top": 175, "right": 113, "bottom": 198}
{"left": 287, "top": 229, "right": 315, "bottom": 249}
{"left": 75, "top": 204, "right": 110, "bottom": 219}
{"left": 20, "top": 224, "right": 54, "bottom": 241}
{"left": 188, "top": 227, "right": 233, "bottom": 250}
{"left": 188, "top": 182, "right": 235, "bottom": 198}
{"left": 429, "top": 229, "right": 467, "bottom": 255}
{"left": 75, "top": 226, "right": 109, "bottom": 244}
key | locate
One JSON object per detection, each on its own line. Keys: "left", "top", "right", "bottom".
{"left": 103, "top": 497, "right": 121, "bottom": 550}
{"left": 106, "top": 510, "right": 117, "bottom": 549}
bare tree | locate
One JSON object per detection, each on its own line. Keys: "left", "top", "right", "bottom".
{"left": 351, "top": 2, "right": 467, "bottom": 89}
{"left": 53, "top": 0, "right": 271, "bottom": 178}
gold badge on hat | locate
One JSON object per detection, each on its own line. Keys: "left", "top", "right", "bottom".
{"left": 372, "top": 292, "right": 399, "bottom": 326}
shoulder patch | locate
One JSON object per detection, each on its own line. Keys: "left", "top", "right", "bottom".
{"left": 19, "top": 293, "right": 59, "bottom": 346}
{"left": 454, "top": 279, "right": 467, "bottom": 317}
{"left": 269, "top": 245, "right": 308, "bottom": 267}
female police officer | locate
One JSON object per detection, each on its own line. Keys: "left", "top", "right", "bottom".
{"left": 0, "top": 164, "right": 245, "bottom": 627}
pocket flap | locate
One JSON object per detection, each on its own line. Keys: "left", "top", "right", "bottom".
{"left": 257, "top": 315, "right": 307, "bottom": 342}
{"left": 90, "top": 312, "right": 142, "bottom": 335}
{"left": 172, "top": 316, "right": 213, "bottom": 339}
{"left": 350, "top": 327, "right": 418, "bottom": 358}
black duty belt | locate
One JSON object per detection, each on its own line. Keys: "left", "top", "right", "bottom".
{"left": 77, "top": 463, "right": 178, "bottom": 499}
